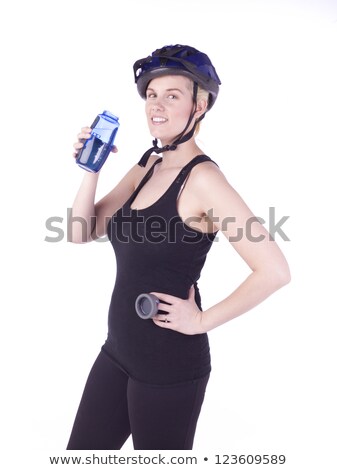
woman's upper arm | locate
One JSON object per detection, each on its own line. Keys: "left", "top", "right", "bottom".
{"left": 90, "top": 165, "right": 137, "bottom": 239}
{"left": 92, "top": 156, "right": 157, "bottom": 240}
{"left": 196, "top": 164, "right": 290, "bottom": 283}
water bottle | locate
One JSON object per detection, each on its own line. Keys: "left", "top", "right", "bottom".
{"left": 76, "top": 110, "right": 120, "bottom": 173}
{"left": 135, "top": 293, "right": 160, "bottom": 319}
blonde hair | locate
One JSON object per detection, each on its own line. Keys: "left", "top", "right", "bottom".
{"left": 194, "top": 86, "right": 209, "bottom": 135}
{"left": 185, "top": 78, "right": 210, "bottom": 135}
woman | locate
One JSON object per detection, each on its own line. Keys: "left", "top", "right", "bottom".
{"left": 66, "top": 44, "right": 290, "bottom": 450}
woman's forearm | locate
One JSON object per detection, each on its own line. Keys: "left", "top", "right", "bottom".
{"left": 68, "top": 171, "right": 100, "bottom": 243}
{"left": 202, "top": 268, "right": 290, "bottom": 332}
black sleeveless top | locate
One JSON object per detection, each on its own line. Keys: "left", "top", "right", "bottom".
{"left": 103, "top": 155, "right": 218, "bottom": 385}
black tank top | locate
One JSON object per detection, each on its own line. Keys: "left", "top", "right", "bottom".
{"left": 104, "top": 155, "right": 217, "bottom": 385}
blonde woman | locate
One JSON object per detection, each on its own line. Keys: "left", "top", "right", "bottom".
{"left": 67, "top": 44, "right": 290, "bottom": 450}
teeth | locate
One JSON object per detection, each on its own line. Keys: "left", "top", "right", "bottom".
{"left": 152, "top": 117, "right": 167, "bottom": 122}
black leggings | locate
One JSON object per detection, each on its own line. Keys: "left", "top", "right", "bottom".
{"left": 66, "top": 349, "right": 209, "bottom": 450}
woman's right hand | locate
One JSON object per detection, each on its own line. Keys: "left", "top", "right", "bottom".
{"left": 72, "top": 126, "right": 118, "bottom": 159}
{"left": 72, "top": 126, "right": 92, "bottom": 159}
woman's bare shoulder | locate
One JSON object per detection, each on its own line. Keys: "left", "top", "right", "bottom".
{"left": 190, "top": 158, "right": 229, "bottom": 190}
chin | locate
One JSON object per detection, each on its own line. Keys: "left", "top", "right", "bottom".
{"left": 149, "top": 131, "right": 170, "bottom": 145}
{"left": 151, "top": 127, "right": 177, "bottom": 142}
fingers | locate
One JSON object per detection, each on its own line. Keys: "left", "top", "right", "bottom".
{"left": 72, "top": 126, "right": 92, "bottom": 158}
{"left": 78, "top": 126, "right": 92, "bottom": 138}
{"left": 150, "top": 292, "right": 176, "bottom": 304}
{"left": 157, "top": 302, "right": 172, "bottom": 313}
{"left": 152, "top": 314, "right": 171, "bottom": 328}
{"left": 72, "top": 128, "right": 119, "bottom": 158}
{"left": 150, "top": 289, "right": 194, "bottom": 310}
{"left": 151, "top": 295, "right": 173, "bottom": 324}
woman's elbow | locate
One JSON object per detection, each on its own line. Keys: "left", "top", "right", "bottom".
{"left": 68, "top": 228, "right": 92, "bottom": 244}
{"left": 272, "top": 261, "right": 291, "bottom": 289}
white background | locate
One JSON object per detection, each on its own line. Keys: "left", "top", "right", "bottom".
{"left": 1, "top": 0, "right": 336, "bottom": 468}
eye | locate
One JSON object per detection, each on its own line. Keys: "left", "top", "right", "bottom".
{"left": 146, "top": 92, "right": 156, "bottom": 99}
{"left": 168, "top": 94, "right": 177, "bottom": 100}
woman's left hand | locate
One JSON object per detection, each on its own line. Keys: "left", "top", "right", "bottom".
{"left": 151, "top": 285, "right": 205, "bottom": 335}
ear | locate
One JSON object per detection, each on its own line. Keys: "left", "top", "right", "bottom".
{"left": 195, "top": 98, "right": 208, "bottom": 119}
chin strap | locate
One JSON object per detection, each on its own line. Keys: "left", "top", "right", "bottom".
{"left": 138, "top": 82, "right": 205, "bottom": 167}
{"left": 137, "top": 140, "right": 177, "bottom": 168}
{"left": 138, "top": 123, "right": 201, "bottom": 167}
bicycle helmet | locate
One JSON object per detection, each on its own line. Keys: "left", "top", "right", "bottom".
{"left": 134, "top": 44, "right": 221, "bottom": 166}
{"left": 133, "top": 44, "right": 221, "bottom": 110}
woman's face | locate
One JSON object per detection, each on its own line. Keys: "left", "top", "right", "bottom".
{"left": 145, "top": 75, "right": 194, "bottom": 145}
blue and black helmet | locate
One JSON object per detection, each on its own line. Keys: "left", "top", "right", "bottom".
{"left": 133, "top": 44, "right": 221, "bottom": 110}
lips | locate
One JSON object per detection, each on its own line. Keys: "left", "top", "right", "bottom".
{"left": 151, "top": 116, "right": 168, "bottom": 124}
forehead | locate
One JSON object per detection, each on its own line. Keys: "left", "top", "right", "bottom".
{"left": 147, "top": 74, "right": 192, "bottom": 90}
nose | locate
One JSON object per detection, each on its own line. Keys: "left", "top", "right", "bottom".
{"left": 151, "top": 97, "right": 164, "bottom": 111}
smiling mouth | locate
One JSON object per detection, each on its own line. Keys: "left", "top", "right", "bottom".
{"left": 151, "top": 117, "right": 168, "bottom": 124}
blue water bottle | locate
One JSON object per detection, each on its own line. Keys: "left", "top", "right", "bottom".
{"left": 76, "top": 110, "right": 120, "bottom": 173}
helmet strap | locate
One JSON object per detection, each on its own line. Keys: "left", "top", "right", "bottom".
{"left": 138, "top": 82, "right": 205, "bottom": 167}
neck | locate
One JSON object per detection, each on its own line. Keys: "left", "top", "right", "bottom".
{"left": 159, "top": 139, "right": 204, "bottom": 169}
